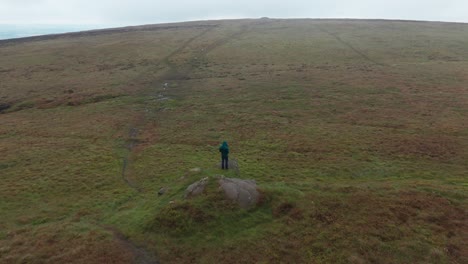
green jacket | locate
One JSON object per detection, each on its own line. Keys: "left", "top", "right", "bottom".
{"left": 219, "top": 141, "right": 229, "bottom": 158}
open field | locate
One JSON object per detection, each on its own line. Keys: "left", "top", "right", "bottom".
{"left": 0, "top": 19, "right": 467, "bottom": 263}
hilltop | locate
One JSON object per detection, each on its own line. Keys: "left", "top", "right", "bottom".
{"left": 0, "top": 19, "right": 467, "bottom": 263}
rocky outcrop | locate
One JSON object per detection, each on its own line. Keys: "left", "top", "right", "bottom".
{"left": 218, "top": 177, "right": 259, "bottom": 209}
{"left": 184, "top": 176, "right": 260, "bottom": 209}
{"left": 184, "top": 177, "right": 209, "bottom": 198}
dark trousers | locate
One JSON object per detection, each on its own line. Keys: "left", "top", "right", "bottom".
{"left": 222, "top": 156, "right": 229, "bottom": 170}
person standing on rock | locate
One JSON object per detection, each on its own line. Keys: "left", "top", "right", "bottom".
{"left": 219, "top": 141, "right": 229, "bottom": 170}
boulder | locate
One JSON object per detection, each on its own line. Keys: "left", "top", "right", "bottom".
{"left": 218, "top": 177, "right": 259, "bottom": 209}
{"left": 184, "top": 177, "right": 209, "bottom": 198}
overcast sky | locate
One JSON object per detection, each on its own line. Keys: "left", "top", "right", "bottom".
{"left": 1, "top": 0, "right": 467, "bottom": 26}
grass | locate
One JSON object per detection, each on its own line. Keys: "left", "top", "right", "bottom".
{"left": 0, "top": 19, "right": 467, "bottom": 263}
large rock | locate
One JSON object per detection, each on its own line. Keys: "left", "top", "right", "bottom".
{"left": 218, "top": 177, "right": 259, "bottom": 209}
{"left": 184, "top": 177, "right": 209, "bottom": 198}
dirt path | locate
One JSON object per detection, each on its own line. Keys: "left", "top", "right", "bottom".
{"left": 319, "top": 27, "right": 387, "bottom": 67}
{"left": 113, "top": 24, "right": 252, "bottom": 263}
{"left": 120, "top": 23, "right": 250, "bottom": 191}
{"left": 201, "top": 25, "right": 249, "bottom": 55}
{"left": 121, "top": 127, "right": 143, "bottom": 192}
{"left": 120, "top": 26, "right": 217, "bottom": 192}
{"left": 103, "top": 226, "right": 159, "bottom": 264}
{"left": 162, "top": 27, "right": 215, "bottom": 66}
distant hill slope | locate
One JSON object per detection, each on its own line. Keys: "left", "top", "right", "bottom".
{"left": 0, "top": 19, "right": 467, "bottom": 263}
{"left": 0, "top": 24, "right": 103, "bottom": 41}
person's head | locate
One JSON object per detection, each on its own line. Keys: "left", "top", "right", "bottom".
{"left": 222, "top": 141, "right": 228, "bottom": 146}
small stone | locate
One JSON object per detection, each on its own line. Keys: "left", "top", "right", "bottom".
{"left": 158, "top": 188, "right": 167, "bottom": 196}
{"left": 189, "top": 167, "right": 202, "bottom": 173}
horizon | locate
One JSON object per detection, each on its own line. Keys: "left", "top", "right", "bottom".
{"left": 2, "top": 0, "right": 468, "bottom": 24}
{"left": 1, "top": 17, "right": 468, "bottom": 41}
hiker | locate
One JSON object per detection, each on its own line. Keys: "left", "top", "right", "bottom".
{"left": 219, "top": 141, "right": 229, "bottom": 170}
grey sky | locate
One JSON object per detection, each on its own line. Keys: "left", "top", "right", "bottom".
{"left": 0, "top": 0, "right": 467, "bottom": 26}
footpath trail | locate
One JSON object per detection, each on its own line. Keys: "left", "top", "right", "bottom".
{"left": 120, "top": 25, "right": 216, "bottom": 192}
{"left": 100, "top": 225, "right": 159, "bottom": 264}
{"left": 121, "top": 23, "right": 250, "bottom": 192}
{"left": 319, "top": 27, "right": 387, "bottom": 67}
{"left": 114, "top": 22, "right": 253, "bottom": 263}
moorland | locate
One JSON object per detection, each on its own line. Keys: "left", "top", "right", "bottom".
{"left": 0, "top": 19, "right": 467, "bottom": 263}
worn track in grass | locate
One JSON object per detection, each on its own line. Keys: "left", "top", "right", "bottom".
{"left": 121, "top": 23, "right": 251, "bottom": 192}
{"left": 319, "top": 27, "right": 387, "bottom": 67}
